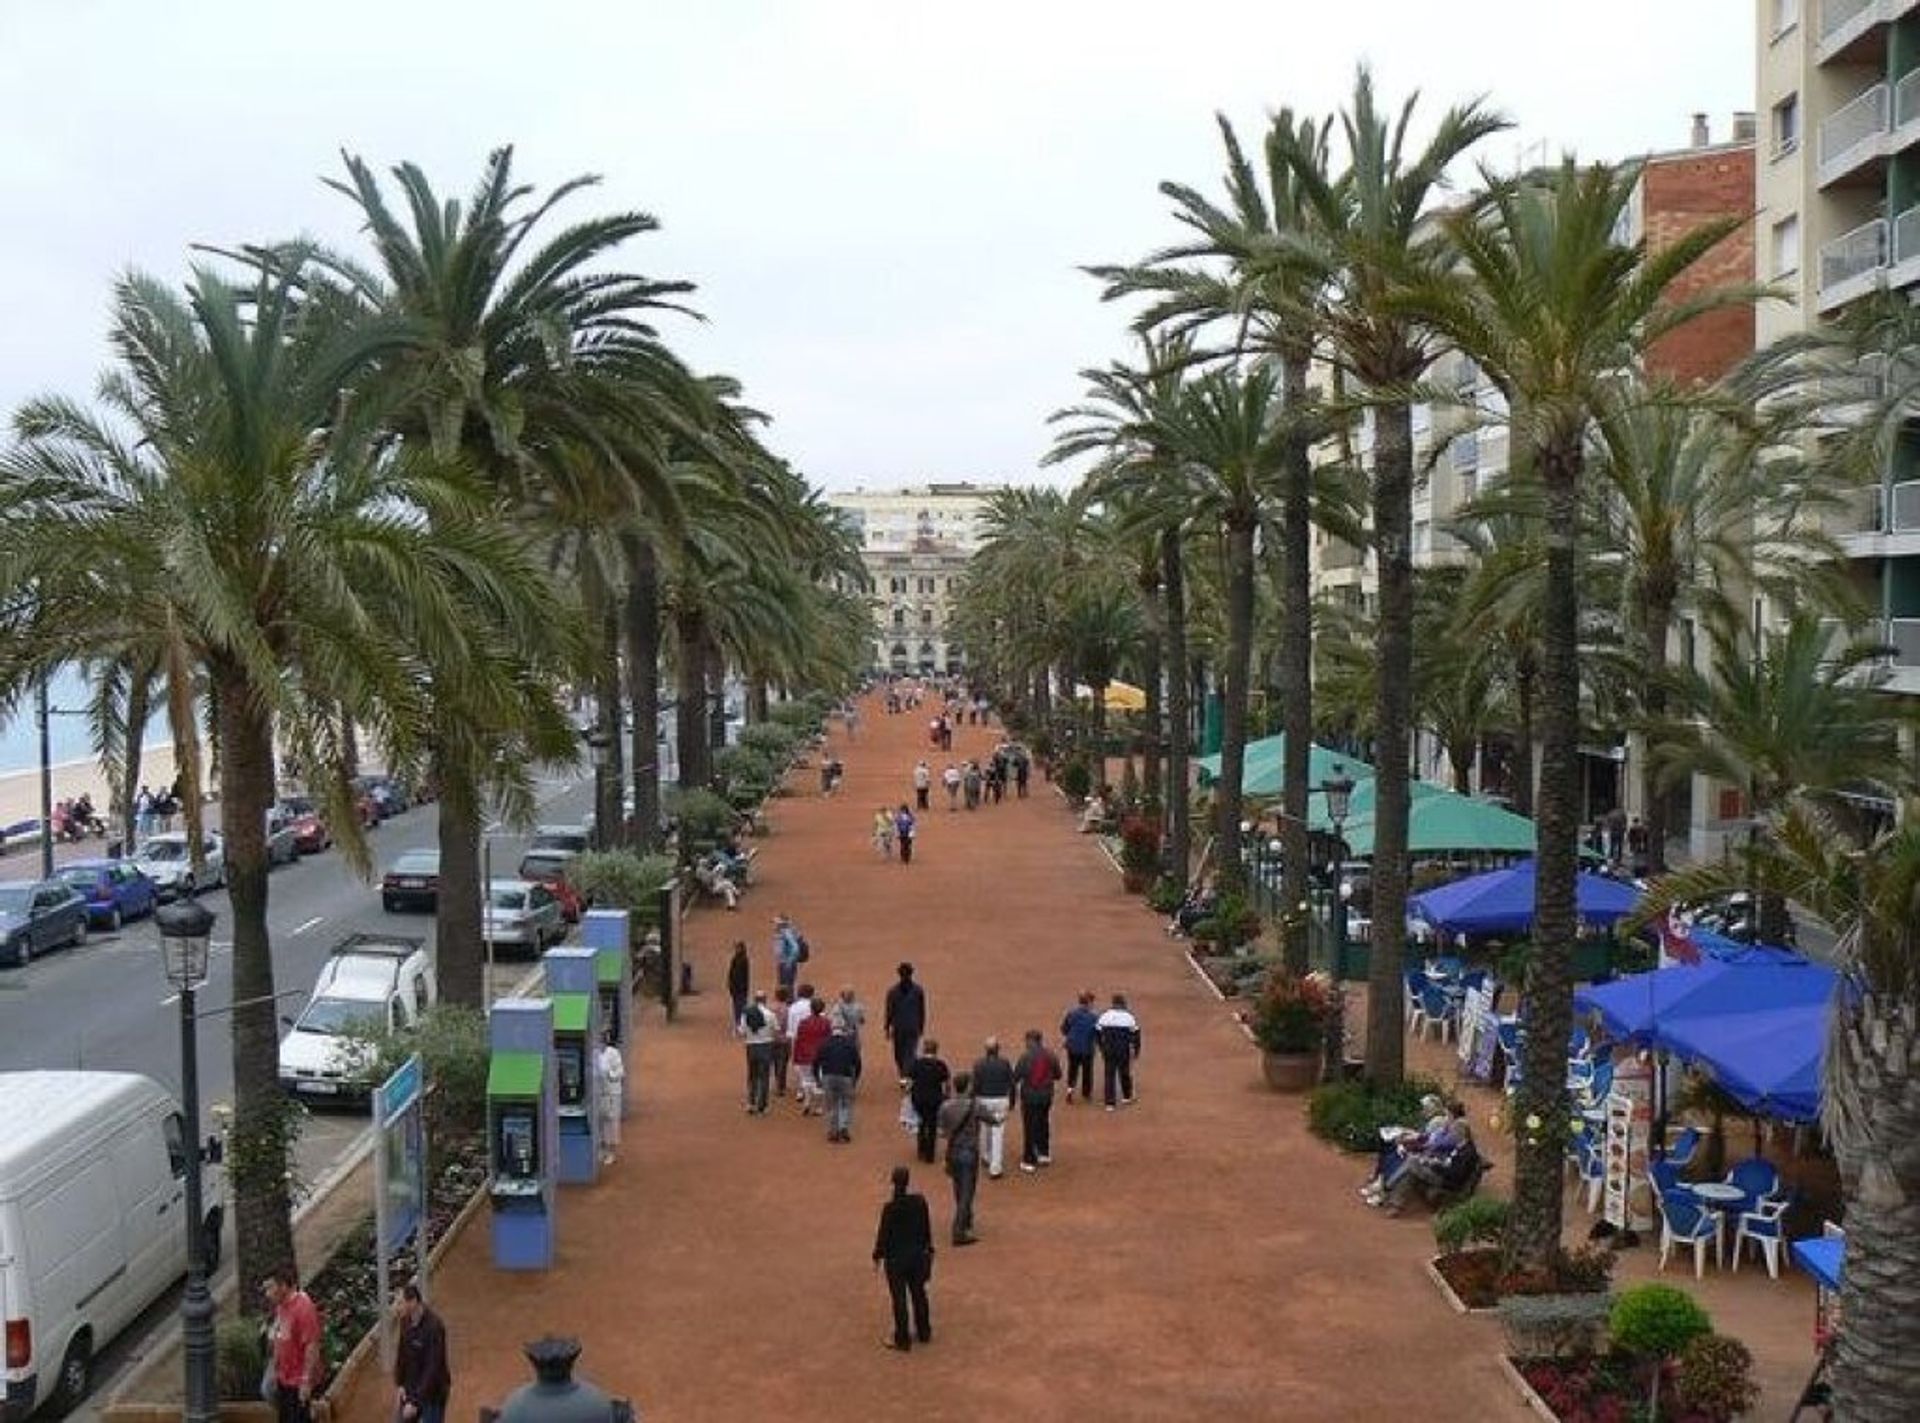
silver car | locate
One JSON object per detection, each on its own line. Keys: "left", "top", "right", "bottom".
{"left": 482, "top": 879, "right": 563, "bottom": 956}
{"left": 132, "top": 832, "right": 226, "bottom": 899}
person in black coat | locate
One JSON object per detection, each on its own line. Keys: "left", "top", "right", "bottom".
{"left": 883, "top": 961, "right": 928, "bottom": 1080}
{"left": 906, "top": 1039, "right": 951, "bottom": 1163}
{"left": 872, "top": 1166, "right": 934, "bottom": 1350}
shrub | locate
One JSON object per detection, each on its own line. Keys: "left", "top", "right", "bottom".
{"left": 341, "top": 1005, "right": 492, "bottom": 1144}
{"left": 1497, "top": 1292, "right": 1616, "bottom": 1360}
{"left": 215, "top": 1313, "right": 266, "bottom": 1401}
{"left": 1609, "top": 1283, "right": 1712, "bottom": 1363}
{"left": 1119, "top": 814, "right": 1160, "bottom": 880}
{"left": 1146, "top": 876, "right": 1186, "bottom": 914}
{"left": 768, "top": 699, "right": 821, "bottom": 730}
{"left": 739, "top": 722, "right": 801, "bottom": 760}
{"left": 1674, "top": 1333, "right": 1760, "bottom": 1422}
{"left": 1059, "top": 757, "right": 1093, "bottom": 801}
{"left": 664, "top": 787, "right": 736, "bottom": 853}
{"left": 1247, "top": 969, "right": 1340, "bottom": 1053}
{"left": 1307, "top": 1074, "right": 1444, "bottom": 1153}
{"left": 1499, "top": 1244, "right": 1617, "bottom": 1298}
{"left": 566, "top": 849, "right": 678, "bottom": 931}
{"left": 715, "top": 744, "right": 776, "bottom": 788}
{"left": 1202, "top": 891, "right": 1262, "bottom": 951}
{"left": 1117, "top": 759, "right": 1142, "bottom": 810}
{"left": 1433, "top": 1196, "right": 1510, "bottom": 1253}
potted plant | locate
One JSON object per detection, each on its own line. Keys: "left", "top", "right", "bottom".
{"left": 1118, "top": 814, "right": 1159, "bottom": 893}
{"left": 1247, "top": 969, "right": 1339, "bottom": 1090}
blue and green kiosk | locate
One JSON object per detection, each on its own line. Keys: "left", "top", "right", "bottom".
{"left": 543, "top": 945, "right": 604, "bottom": 1184}
{"left": 487, "top": 997, "right": 557, "bottom": 1270}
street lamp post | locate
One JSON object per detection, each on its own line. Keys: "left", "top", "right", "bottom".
{"left": 586, "top": 728, "right": 612, "bottom": 851}
{"left": 157, "top": 896, "right": 218, "bottom": 1423}
{"left": 1320, "top": 765, "right": 1356, "bottom": 975}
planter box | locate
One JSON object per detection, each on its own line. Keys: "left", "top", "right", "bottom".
{"left": 1496, "top": 1355, "right": 1564, "bottom": 1423}
{"left": 1424, "top": 1254, "right": 1499, "bottom": 1315}
{"left": 1260, "top": 1050, "right": 1318, "bottom": 1092}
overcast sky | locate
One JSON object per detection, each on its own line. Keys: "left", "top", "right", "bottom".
{"left": 0, "top": 1, "right": 1752, "bottom": 492}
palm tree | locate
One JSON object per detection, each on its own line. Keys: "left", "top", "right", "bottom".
{"left": 1269, "top": 68, "right": 1509, "bottom": 1082}
{"left": 1398, "top": 158, "right": 1749, "bottom": 1271}
{"left": 295, "top": 149, "right": 695, "bottom": 1003}
{"left": 1638, "top": 801, "right": 1920, "bottom": 1419}
{"left": 0, "top": 263, "right": 551, "bottom": 1288}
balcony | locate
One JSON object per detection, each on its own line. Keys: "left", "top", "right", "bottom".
{"left": 1819, "top": 218, "right": 1888, "bottom": 311}
{"left": 1820, "top": 0, "right": 1885, "bottom": 62}
{"left": 1893, "top": 479, "right": 1920, "bottom": 530}
{"left": 1893, "top": 617, "right": 1920, "bottom": 666}
{"left": 1819, "top": 82, "right": 1889, "bottom": 186}
{"left": 1822, "top": 0, "right": 1874, "bottom": 37}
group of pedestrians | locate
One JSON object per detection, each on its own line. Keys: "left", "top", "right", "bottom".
{"left": 871, "top": 803, "right": 917, "bottom": 864}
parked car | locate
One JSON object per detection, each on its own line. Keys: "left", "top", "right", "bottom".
{"left": 277, "top": 935, "right": 435, "bottom": 1102}
{"left": 55, "top": 860, "right": 159, "bottom": 931}
{"left": 380, "top": 849, "right": 441, "bottom": 913}
{"left": 264, "top": 808, "right": 301, "bottom": 867}
{"left": 516, "top": 850, "right": 584, "bottom": 922}
{"left": 276, "top": 796, "right": 332, "bottom": 855}
{"left": 528, "top": 823, "right": 590, "bottom": 857}
{"left": 0, "top": 1071, "right": 225, "bottom": 1418}
{"left": 130, "top": 832, "right": 225, "bottom": 899}
{"left": 482, "top": 879, "right": 564, "bottom": 956}
{"left": 0, "top": 880, "right": 90, "bottom": 968}
{"left": 354, "top": 774, "right": 411, "bottom": 821}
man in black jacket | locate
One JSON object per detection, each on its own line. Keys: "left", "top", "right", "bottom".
{"left": 391, "top": 1283, "right": 451, "bottom": 1422}
{"left": 814, "top": 1023, "right": 863, "bottom": 1143}
{"left": 883, "top": 961, "right": 928, "bottom": 1081}
{"left": 872, "top": 1166, "right": 935, "bottom": 1350}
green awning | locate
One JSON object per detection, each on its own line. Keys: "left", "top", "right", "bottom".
{"left": 1194, "top": 736, "right": 1375, "bottom": 799}
{"left": 486, "top": 1050, "right": 545, "bottom": 1099}
{"left": 595, "top": 950, "right": 623, "bottom": 985}
{"left": 551, "top": 992, "right": 591, "bottom": 1034}
{"left": 1339, "top": 787, "right": 1536, "bottom": 857}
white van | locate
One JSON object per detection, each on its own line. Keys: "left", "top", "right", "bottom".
{"left": 0, "top": 1071, "right": 224, "bottom": 1420}
{"left": 277, "top": 935, "right": 435, "bottom": 1102}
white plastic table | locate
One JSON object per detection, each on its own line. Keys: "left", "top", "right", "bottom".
{"left": 1691, "top": 1181, "right": 1747, "bottom": 1265}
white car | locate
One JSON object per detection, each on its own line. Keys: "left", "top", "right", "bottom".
{"left": 278, "top": 936, "right": 435, "bottom": 1103}
{"left": 130, "top": 832, "right": 226, "bottom": 899}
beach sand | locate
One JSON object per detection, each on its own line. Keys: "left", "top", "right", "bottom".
{"left": 0, "top": 743, "right": 193, "bottom": 835}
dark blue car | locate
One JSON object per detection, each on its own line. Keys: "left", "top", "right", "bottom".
{"left": 56, "top": 859, "right": 159, "bottom": 930}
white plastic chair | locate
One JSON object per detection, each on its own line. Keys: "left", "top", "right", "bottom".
{"left": 1657, "top": 1188, "right": 1721, "bottom": 1279}
{"left": 1733, "top": 1197, "right": 1790, "bottom": 1278}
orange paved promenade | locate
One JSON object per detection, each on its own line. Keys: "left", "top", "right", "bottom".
{"left": 342, "top": 696, "right": 1531, "bottom": 1421}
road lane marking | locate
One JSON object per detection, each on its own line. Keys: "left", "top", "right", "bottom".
{"left": 291, "top": 916, "right": 323, "bottom": 936}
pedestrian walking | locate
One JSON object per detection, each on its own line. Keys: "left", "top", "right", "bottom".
{"left": 873, "top": 805, "right": 895, "bottom": 859}
{"left": 262, "top": 1267, "right": 323, "bottom": 1423}
{"left": 738, "top": 991, "right": 778, "bottom": 1114}
{"left": 1013, "top": 749, "right": 1030, "bottom": 799}
{"left": 595, "top": 1030, "right": 624, "bottom": 1165}
{"left": 942, "top": 763, "right": 961, "bottom": 810}
{"left": 1012, "top": 1028, "right": 1063, "bottom": 1170}
{"left": 913, "top": 760, "right": 931, "bottom": 811}
{"left": 1060, "top": 991, "right": 1099, "bottom": 1104}
{"left": 937, "top": 1074, "right": 981, "bottom": 1245}
{"left": 872, "top": 1166, "right": 935, "bottom": 1352}
{"left": 725, "top": 941, "right": 751, "bottom": 1030}
{"left": 962, "top": 762, "right": 982, "bottom": 810}
{"left": 770, "top": 984, "right": 794, "bottom": 1099}
{"left": 816, "top": 1022, "right": 862, "bottom": 1142}
{"left": 906, "top": 1039, "right": 951, "bottom": 1164}
{"left": 391, "top": 1283, "right": 451, "bottom": 1423}
{"left": 1097, "top": 993, "right": 1142, "bottom": 1110}
{"left": 772, "top": 914, "right": 806, "bottom": 992}
{"left": 792, "top": 995, "right": 830, "bottom": 1115}
{"left": 969, "top": 1037, "right": 1015, "bottom": 1179}
{"left": 894, "top": 803, "right": 917, "bottom": 865}
{"left": 883, "top": 961, "right": 928, "bottom": 1080}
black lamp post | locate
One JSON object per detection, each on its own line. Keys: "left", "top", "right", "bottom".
{"left": 1320, "top": 765, "right": 1356, "bottom": 974}
{"left": 157, "top": 896, "right": 217, "bottom": 1423}
{"left": 586, "top": 728, "right": 612, "bottom": 851}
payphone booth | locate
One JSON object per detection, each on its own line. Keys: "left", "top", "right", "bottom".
{"left": 544, "top": 945, "right": 603, "bottom": 1185}
{"left": 487, "top": 998, "right": 557, "bottom": 1270}
{"left": 582, "top": 908, "right": 633, "bottom": 1118}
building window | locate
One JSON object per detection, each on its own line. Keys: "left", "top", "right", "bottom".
{"left": 1771, "top": 94, "right": 1799, "bottom": 158}
{"left": 920, "top": 609, "right": 934, "bottom": 627}
{"left": 1772, "top": 214, "right": 1800, "bottom": 278}
{"left": 892, "top": 609, "right": 906, "bottom": 628}
{"left": 1771, "top": 0, "right": 1798, "bottom": 37}
{"left": 918, "top": 577, "right": 935, "bottom": 595}
{"left": 889, "top": 576, "right": 907, "bottom": 595}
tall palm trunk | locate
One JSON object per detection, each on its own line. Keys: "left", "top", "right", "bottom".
{"left": 1279, "top": 353, "right": 1314, "bottom": 974}
{"left": 622, "top": 532, "right": 662, "bottom": 851}
{"left": 1506, "top": 438, "right": 1583, "bottom": 1273}
{"left": 1511, "top": 647, "right": 1537, "bottom": 818}
{"left": 1162, "top": 528, "right": 1191, "bottom": 890}
{"left": 434, "top": 747, "right": 485, "bottom": 1007}
{"left": 594, "top": 593, "right": 624, "bottom": 846}
{"left": 674, "top": 608, "right": 709, "bottom": 790}
{"left": 1141, "top": 636, "right": 1163, "bottom": 816}
{"left": 1638, "top": 589, "right": 1675, "bottom": 874}
{"left": 119, "top": 668, "right": 151, "bottom": 855}
{"left": 164, "top": 621, "right": 208, "bottom": 870}
{"left": 1829, "top": 996, "right": 1920, "bottom": 1419}
{"left": 340, "top": 714, "right": 361, "bottom": 780}
{"left": 214, "top": 665, "right": 297, "bottom": 1287}
{"left": 747, "top": 679, "right": 770, "bottom": 723}
{"left": 1215, "top": 516, "right": 1257, "bottom": 893}
{"left": 1365, "top": 402, "right": 1416, "bottom": 1085}
{"left": 705, "top": 637, "right": 728, "bottom": 751}
{"left": 1447, "top": 736, "right": 1475, "bottom": 793}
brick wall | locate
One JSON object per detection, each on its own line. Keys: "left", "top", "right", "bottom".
{"left": 1642, "top": 144, "right": 1756, "bottom": 385}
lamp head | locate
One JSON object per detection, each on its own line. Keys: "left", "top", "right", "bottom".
{"left": 156, "top": 896, "right": 216, "bottom": 990}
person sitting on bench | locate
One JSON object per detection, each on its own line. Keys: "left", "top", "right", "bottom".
{"left": 1377, "top": 1102, "right": 1476, "bottom": 1215}
{"left": 696, "top": 856, "right": 742, "bottom": 910}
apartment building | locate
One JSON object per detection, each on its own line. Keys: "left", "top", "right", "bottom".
{"left": 830, "top": 482, "right": 1001, "bottom": 673}
{"left": 1758, "top": 0, "right": 1920, "bottom": 697}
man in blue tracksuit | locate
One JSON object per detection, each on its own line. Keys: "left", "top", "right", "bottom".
{"left": 1059, "top": 991, "right": 1099, "bottom": 1104}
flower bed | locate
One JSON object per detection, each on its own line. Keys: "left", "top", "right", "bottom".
{"left": 1431, "top": 1247, "right": 1504, "bottom": 1310}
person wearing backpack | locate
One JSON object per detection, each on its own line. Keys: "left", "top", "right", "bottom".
{"left": 1012, "top": 1028, "right": 1063, "bottom": 1171}
{"left": 772, "top": 914, "right": 805, "bottom": 992}
{"left": 737, "top": 991, "right": 779, "bottom": 1115}
{"left": 936, "top": 1071, "right": 982, "bottom": 1246}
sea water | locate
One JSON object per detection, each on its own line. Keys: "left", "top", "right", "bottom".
{"left": 0, "top": 665, "right": 175, "bottom": 776}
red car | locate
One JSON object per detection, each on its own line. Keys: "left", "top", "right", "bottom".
{"left": 518, "top": 850, "right": 584, "bottom": 923}
{"left": 277, "top": 796, "right": 332, "bottom": 854}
